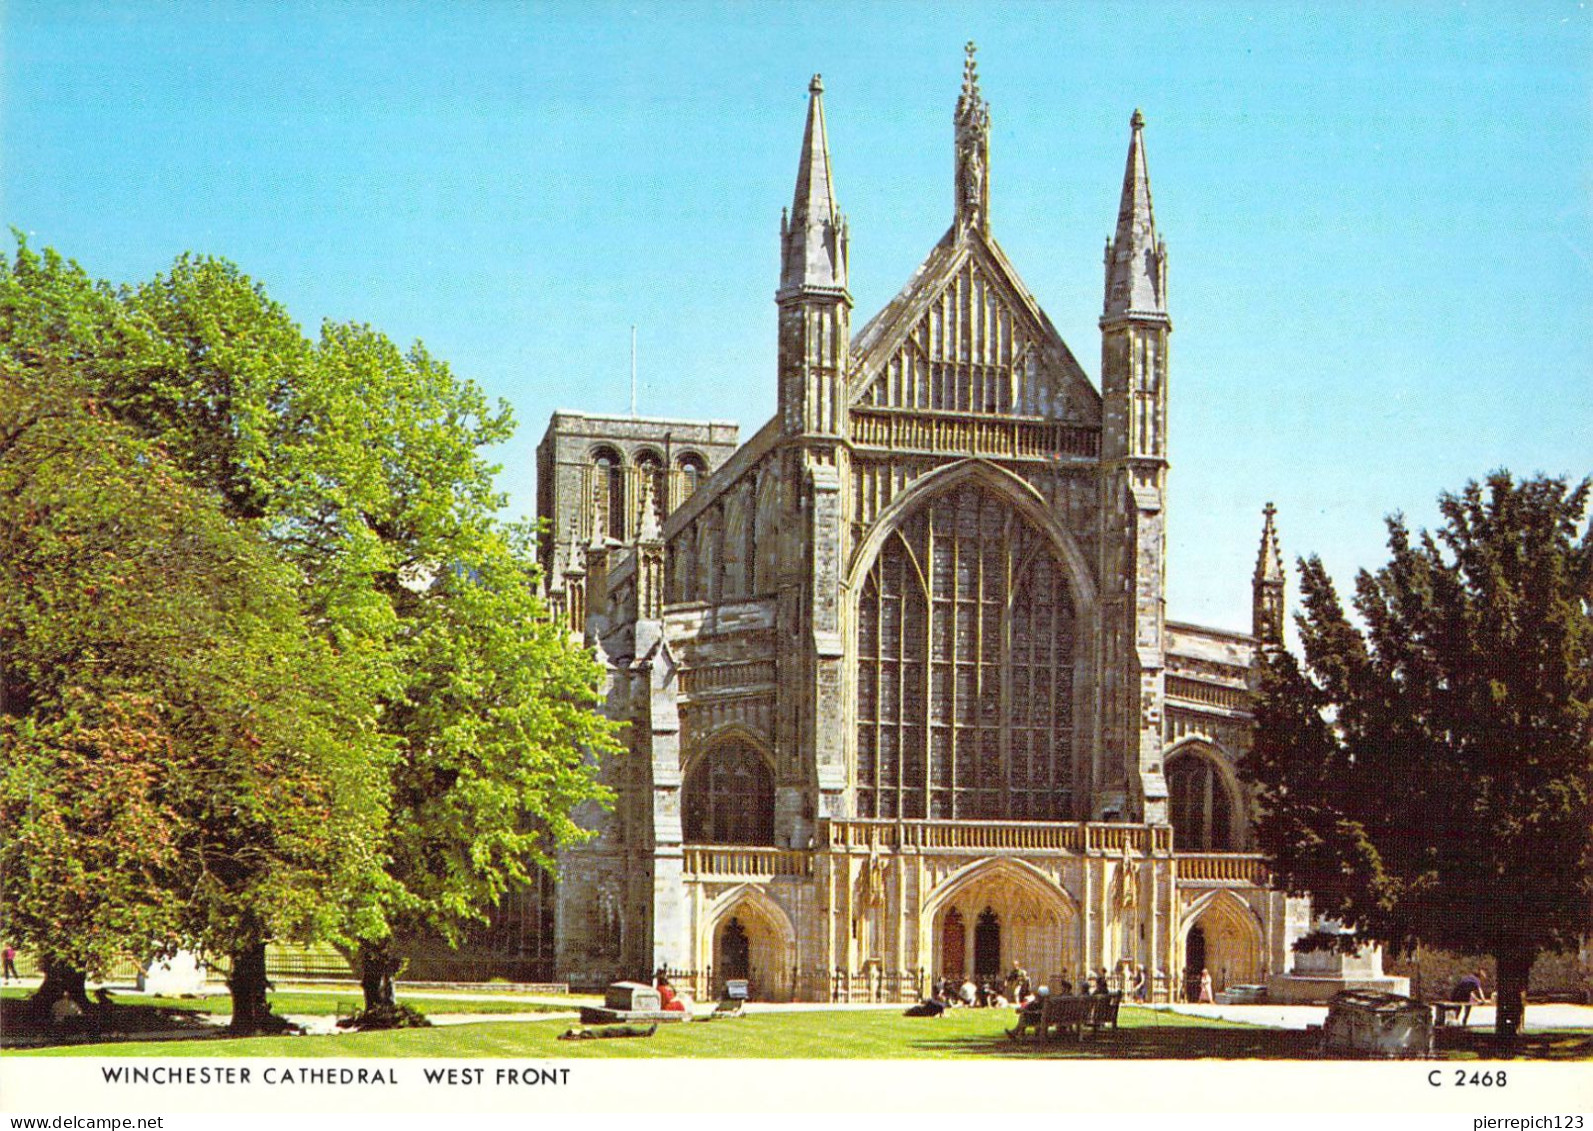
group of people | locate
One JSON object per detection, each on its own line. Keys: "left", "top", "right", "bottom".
{"left": 924, "top": 976, "right": 1008, "bottom": 1011}
{"left": 907, "top": 959, "right": 1155, "bottom": 1019}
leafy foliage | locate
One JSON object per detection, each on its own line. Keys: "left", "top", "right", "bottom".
{"left": 1246, "top": 472, "right": 1593, "bottom": 1034}
{"left": 0, "top": 238, "right": 618, "bottom": 1015}
{"left": 0, "top": 362, "right": 387, "bottom": 980}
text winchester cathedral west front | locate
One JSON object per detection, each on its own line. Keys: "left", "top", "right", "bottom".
{"left": 533, "top": 48, "right": 1313, "bottom": 1003}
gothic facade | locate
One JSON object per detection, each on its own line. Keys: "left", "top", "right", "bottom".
{"left": 540, "top": 52, "right": 1309, "bottom": 1002}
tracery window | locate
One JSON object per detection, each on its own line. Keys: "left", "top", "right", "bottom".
{"left": 683, "top": 740, "right": 775, "bottom": 845}
{"left": 855, "top": 483, "right": 1076, "bottom": 820}
{"left": 1166, "top": 752, "right": 1236, "bottom": 851}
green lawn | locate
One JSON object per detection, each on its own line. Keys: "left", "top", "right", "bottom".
{"left": 0, "top": 987, "right": 582, "bottom": 1018}
{"left": 7, "top": 1001, "right": 1588, "bottom": 1060}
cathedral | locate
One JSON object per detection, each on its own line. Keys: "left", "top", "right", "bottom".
{"left": 535, "top": 49, "right": 1311, "bottom": 1003}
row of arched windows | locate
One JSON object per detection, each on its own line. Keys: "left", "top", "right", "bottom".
{"left": 673, "top": 478, "right": 1241, "bottom": 850}
{"left": 679, "top": 734, "right": 1240, "bottom": 850}
{"left": 590, "top": 447, "right": 708, "bottom": 542}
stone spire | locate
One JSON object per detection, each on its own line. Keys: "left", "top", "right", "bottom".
{"left": 779, "top": 74, "right": 848, "bottom": 299}
{"left": 1253, "top": 502, "right": 1286, "bottom": 647}
{"left": 954, "top": 41, "right": 991, "bottom": 235}
{"left": 1103, "top": 109, "right": 1168, "bottom": 323}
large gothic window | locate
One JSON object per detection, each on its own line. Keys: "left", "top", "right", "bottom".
{"left": 855, "top": 483, "right": 1076, "bottom": 820}
{"left": 683, "top": 740, "right": 775, "bottom": 845}
{"left": 1167, "top": 751, "right": 1236, "bottom": 851}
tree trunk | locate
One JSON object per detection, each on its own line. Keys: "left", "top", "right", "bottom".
{"left": 1494, "top": 946, "right": 1532, "bottom": 1040}
{"left": 358, "top": 942, "right": 400, "bottom": 1013}
{"left": 227, "top": 942, "right": 275, "bottom": 1034}
{"left": 30, "top": 958, "right": 90, "bottom": 1021}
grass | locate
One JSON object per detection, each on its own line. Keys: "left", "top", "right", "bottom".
{"left": 14, "top": 1005, "right": 1585, "bottom": 1060}
{"left": 0, "top": 987, "right": 581, "bottom": 1018}
{"left": 6, "top": 996, "right": 1587, "bottom": 1060}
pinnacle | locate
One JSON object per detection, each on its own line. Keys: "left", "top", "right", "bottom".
{"left": 1102, "top": 107, "right": 1166, "bottom": 320}
{"left": 1256, "top": 502, "right": 1284, "bottom": 583}
{"left": 780, "top": 71, "right": 847, "bottom": 297}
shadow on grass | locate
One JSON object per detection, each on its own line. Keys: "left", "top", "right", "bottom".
{"left": 910, "top": 1022, "right": 1593, "bottom": 1061}
{"left": 0, "top": 996, "right": 221, "bottom": 1051}
{"left": 1434, "top": 1029, "right": 1593, "bottom": 1062}
{"left": 907, "top": 1022, "right": 1322, "bottom": 1060}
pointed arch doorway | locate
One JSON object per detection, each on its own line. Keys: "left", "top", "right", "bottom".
{"left": 973, "top": 908, "right": 1002, "bottom": 981}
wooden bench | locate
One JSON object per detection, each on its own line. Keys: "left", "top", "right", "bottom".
{"left": 1042, "top": 995, "right": 1101, "bottom": 1041}
{"left": 1089, "top": 991, "right": 1123, "bottom": 1032}
{"left": 1431, "top": 1000, "right": 1474, "bottom": 1027}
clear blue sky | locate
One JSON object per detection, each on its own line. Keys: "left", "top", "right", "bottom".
{"left": 5, "top": 2, "right": 1589, "bottom": 633}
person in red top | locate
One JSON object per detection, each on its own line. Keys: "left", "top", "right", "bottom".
{"left": 655, "top": 973, "right": 687, "bottom": 1012}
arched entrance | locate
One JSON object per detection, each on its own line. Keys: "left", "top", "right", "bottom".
{"left": 923, "top": 859, "right": 1077, "bottom": 988}
{"left": 719, "top": 917, "right": 750, "bottom": 980}
{"left": 1184, "top": 926, "right": 1207, "bottom": 1000}
{"left": 973, "top": 909, "right": 1002, "bottom": 980}
{"left": 940, "top": 909, "right": 966, "bottom": 979}
{"left": 701, "top": 886, "right": 796, "bottom": 1002}
{"left": 1183, "top": 892, "right": 1264, "bottom": 996}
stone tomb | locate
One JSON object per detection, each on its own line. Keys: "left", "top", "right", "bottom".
{"left": 578, "top": 981, "right": 687, "bottom": 1025}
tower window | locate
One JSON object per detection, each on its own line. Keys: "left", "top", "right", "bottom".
{"left": 677, "top": 453, "right": 708, "bottom": 506}
{"left": 591, "top": 447, "right": 625, "bottom": 541}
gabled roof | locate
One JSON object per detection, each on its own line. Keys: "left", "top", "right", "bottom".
{"left": 847, "top": 225, "right": 1100, "bottom": 421}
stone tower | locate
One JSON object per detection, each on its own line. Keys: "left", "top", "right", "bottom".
{"left": 774, "top": 74, "right": 853, "bottom": 844}
{"left": 1099, "top": 110, "right": 1171, "bottom": 823}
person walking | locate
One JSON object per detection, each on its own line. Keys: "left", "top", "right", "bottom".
{"left": 1197, "top": 967, "right": 1215, "bottom": 1003}
{"left": 2, "top": 945, "right": 18, "bottom": 984}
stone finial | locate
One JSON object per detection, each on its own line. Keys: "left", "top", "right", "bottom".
{"left": 955, "top": 41, "right": 991, "bottom": 235}
{"left": 636, "top": 475, "right": 663, "bottom": 544}
{"left": 1256, "top": 502, "right": 1284, "bottom": 584}
{"left": 809, "top": 73, "right": 823, "bottom": 94}
{"left": 561, "top": 513, "right": 585, "bottom": 577}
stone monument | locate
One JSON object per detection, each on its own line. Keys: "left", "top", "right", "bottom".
{"left": 1268, "top": 919, "right": 1411, "bottom": 1004}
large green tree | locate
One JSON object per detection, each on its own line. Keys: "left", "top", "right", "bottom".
{"left": 305, "top": 322, "right": 615, "bottom": 1015}
{"left": 0, "top": 359, "right": 388, "bottom": 1031}
{"left": 1246, "top": 472, "right": 1593, "bottom": 1038}
{"left": 2, "top": 241, "right": 617, "bottom": 1025}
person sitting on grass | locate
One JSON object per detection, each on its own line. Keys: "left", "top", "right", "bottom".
{"left": 654, "top": 972, "right": 688, "bottom": 1013}
{"left": 958, "top": 977, "right": 977, "bottom": 1008}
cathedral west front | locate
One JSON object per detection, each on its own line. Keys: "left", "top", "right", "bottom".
{"left": 534, "top": 48, "right": 1311, "bottom": 1004}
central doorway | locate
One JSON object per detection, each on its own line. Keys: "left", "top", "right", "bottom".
{"left": 973, "top": 908, "right": 1002, "bottom": 980}
{"left": 1185, "top": 925, "right": 1207, "bottom": 1001}
{"left": 720, "top": 917, "right": 750, "bottom": 982}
